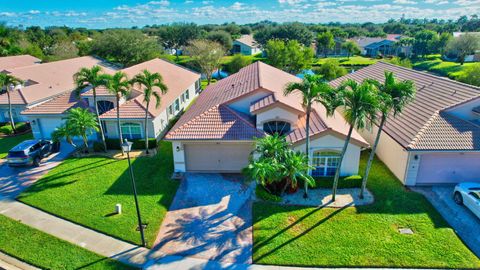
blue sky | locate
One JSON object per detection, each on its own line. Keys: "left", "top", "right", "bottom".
{"left": 1, "top": 0, "right": 480, "bottom": 28}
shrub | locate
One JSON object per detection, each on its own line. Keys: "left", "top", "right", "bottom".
{"left": 225, "top": 54, "right": 252, "bottom": 73}
{"left": 105, "top": 138, "right": 157, "bottom": 150}
{"left": 0, "top": 122, "right": 29, "bottom": 135}
{"left": 314, "top": 59, "right": 347, "bottom": 81}
{"left": 255, "top": 185, "right": 282, "bottom": 203}
{"left": 457, "top": 63, "right": 480, "bottom": 87}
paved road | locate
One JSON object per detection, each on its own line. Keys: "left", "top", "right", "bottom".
{"left": 0, "top": 143, "right": 74, "bottom": 199}
{"left": 413, "top": 186, "right": 480, "bottom": 258}
{"left": 152, "top": 173, "right": 255, "bottom": 264}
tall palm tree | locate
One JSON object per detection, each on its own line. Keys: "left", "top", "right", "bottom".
{"left": 63, "top": 107, "right": 99, "bottom": 153}
{"left": 131, "top": 70, "right": 168, "bottom": 154}
{"left": 332, "top": 79, "right": 379, "bottom": 201}
{"left": 360, "top": 72, "right": 415, "bottom": 198}
{"left": 284, "top": 74, "right": 336, "bottom": 198}
{"left": 103, "top": 72, "right": 131, "bottom": 151}
{"left": 0, "top": 73, "right": 23, "bottom": 134}
{"left": 73, "top": 66, "right": 108, "bottom": 152}
{"left": 51, "top": 124, "right": 76, "bottom": 147}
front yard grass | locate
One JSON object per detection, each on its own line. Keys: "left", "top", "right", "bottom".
{"left": 0, "top": 214, "right": 135, "bottom": 269}
{"left": 413, "top": 54, "right": 474, "bottom": 80}
{"left": 0, "top": 132, "right": 33, "bottom": 159}
{"left": 17, "top": 141, "right": 179, "bottom": 248}
{"left": 253, "top": 151, "right": 480, "bottom": 268}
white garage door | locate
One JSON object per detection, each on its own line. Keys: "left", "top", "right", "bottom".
{"left": 185, "top": 143, "right": 253, "bottom": 172}
{"left": 416, "top": 152, "right": 480, "bottom": 184}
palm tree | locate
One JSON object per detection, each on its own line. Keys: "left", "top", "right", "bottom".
{"left": 103, "top": 72, "right": 131, "bottom": 151}
{"left": 281, "top": 150, "right": 315, "bottom": 195}
{"left": 360, "top": 72, "right": 415, "bottom": 198}
{"left": 284, "top": 74, "right": 336, "bottom": 198}
{"left": 0, "top": 73, "right": 23, "bottom": 133}
{"left": 131, "top": 70, "right": 168, "bottom": 154}
{"left": 332, "top": 79, "right": 379, "bottom": 201}
{"left": 73, "top": 66, "right": 108, "bottom": 152}
{"left": 51, "top": 124, "right": 76, "bottom": 147}
{"left": 63, "top": 108, "right": 99, "bottom": 153}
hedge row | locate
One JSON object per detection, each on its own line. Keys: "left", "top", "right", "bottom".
{"left": 0, "top": 122, "right": 30, "bottom": 135}
{"left": 93, "top": 138, "right": 158, "bottom": 152}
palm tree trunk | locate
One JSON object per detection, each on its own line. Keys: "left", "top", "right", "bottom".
{"left": 360, "top": 116, "right": 385, "bottom": 199}
{"left": 93, "top": 88, "right": 107, "bottom": 152}
{"left": 332, "top": 125, "right": 354, "bottom": 202}
{"left": 6, "top": 91, "right": 16, "bottom": 134}
{"left": 83, "top": 134, "right": 89, "bottom": 154}
{"left": 304, "top": 104, "right": 312, "bottom": 198}
{"left": 144, "top": 101, "right": 150, "bottom": 154}
{"left": 117, "top": 94, "right": 124, "bottom": 154}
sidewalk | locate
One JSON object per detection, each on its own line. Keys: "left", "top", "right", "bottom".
{"left": 0, "top": 251, "right": 39, "bottom": 270}
{"left": 0, "top": 198, "right": 149, "bottom": 268}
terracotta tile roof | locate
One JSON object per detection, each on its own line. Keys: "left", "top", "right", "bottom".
{"left": 330, "top": 62, "right": 480, "bottom": 150}
{"left": 81, "top": 86, "right": 112, "bottom": 97}
{"left": 21, "top": 91, "right": 88, "bottom": 115}
{"left": 100, "top": 58, "right": 200, "bottom": 119}
{"left": 410, "top": 112, "right": 480, "bottom": 150}
{"left": 165, "top": 105, "right": 265, "bottom": 140}
{"left": 234, "top": 35, "right": 259, "bottom": 48}
{"left": 166, "top": 61, "right": 369, "bottom": 147}
{"left": 0, "top": 56, "right": 117, "bottom": 105}
{"left": 287, "top": 110, "right": 329, "bottom": 143}
{"left": 0, "top": 55, "right": 41, "bottom": 71}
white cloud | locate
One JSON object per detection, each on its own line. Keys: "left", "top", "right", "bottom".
{"left": 394, "top": 0, "right": 417, "bottom": 4}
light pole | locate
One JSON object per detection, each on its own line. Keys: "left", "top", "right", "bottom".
{"left": 121, "top": 139, "right": 146, "bottom": 247}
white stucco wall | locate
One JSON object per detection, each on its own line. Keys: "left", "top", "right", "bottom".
{"left": 255, "top": 106, "right": 300, "bottom": 130}
{"left": 446, "top": 98, "right": 480, "bottom": 121}
{"left": 233, "top": 41, "right": 262, "bottom": 55}
{"left": 26, "top": 115, "right": 97, "bottom": 141}
{"left": 358, "top": 124, "right": 409, "bottom": 183}
{"left": 228, "top": 90, "right": 270, "bottom": 114}
{"left": 293, "top": 134, "right": 361, "bottom": 176}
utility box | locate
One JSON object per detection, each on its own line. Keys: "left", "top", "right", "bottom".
{"left": 115, "top": 204, "right": 122, "bottom": 214}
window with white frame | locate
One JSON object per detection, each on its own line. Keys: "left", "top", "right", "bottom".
{"left": 180, "top": 93, "right": 185, "bottom": 103}
{"left": 263, "top": 121, "right": 291, "bottom": 136}
{"left": 168, "top": 104, "right": 173, "bottom": 115}
{"left": 311, "top": 151, "right": 341, "bottom": 177}
{"left": 184, "top": 89, "right": 189, "bottom": 100}
{"left": 121, "top": 123, "right": 142, "bottom": 139}
{"left": 175, "top": 99, "right": 180, "bottom": 111}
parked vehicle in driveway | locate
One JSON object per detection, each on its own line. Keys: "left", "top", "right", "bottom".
{"left": 7, "top": 140, "right": 53, "bottom": 167}
{"left": 454, "top": 182, "right": 480, "bottom": 219}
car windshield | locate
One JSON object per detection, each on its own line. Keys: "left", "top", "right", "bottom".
{"left": 8, "top": 151, "right": 27, "bottom": 158}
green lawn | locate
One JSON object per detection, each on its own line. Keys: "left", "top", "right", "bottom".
{"left": 0, "top": 132, "right": 33, "bottom": 159}
{"left": 314, "top": 56, "right": 378, "bottom": 66}
{"left": 0, "top": 214, "right": 135, "bottom": 270}
{"left": 18, "top": 141, "right": 179, "bottom": 248}
{"left": 253, "top": 151, "right": 480, "bottom": 268}
{"left": 413, "top": 54, "right": 475, "bottom": 80}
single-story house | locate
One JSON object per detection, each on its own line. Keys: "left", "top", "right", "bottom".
{"left": 165, "top": 61, "right": 368, "bottom": 175}
{"left": 232, "top": 35, "right": 262, "bottom": 56}
{"left": 352, "top": 34, "right": 410, "bottom": 57}
{"left": 21, "top": 58, "right": 201, "bottom": 141}
{"left": 0, "top": 56, "right": 115, "bottom": 124}
{"left": 315, "top": 37, "right": 349, "bottom": 58}
{"left": 330, "top": 61, "right": 480, "bottom": 186}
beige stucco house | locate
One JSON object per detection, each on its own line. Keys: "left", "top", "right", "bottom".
{"left": 165, "top": 61, "right": 368, "bottom": 176}
{"left": 330, "top": 62, "right": 480, "bottom": 186}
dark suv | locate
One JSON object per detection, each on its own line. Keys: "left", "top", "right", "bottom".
{"left": 7, "top": 140, "right": 53, "bottom": 167}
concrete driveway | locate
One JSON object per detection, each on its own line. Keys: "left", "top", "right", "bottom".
{"left": 413, "top": 186, "right": 480, "bottom": 257}
{"left": 0, "top": 143, "right": 75, "bottom": 199}
{"left": 152, "top": 173, "right": 254, "bottom": 264}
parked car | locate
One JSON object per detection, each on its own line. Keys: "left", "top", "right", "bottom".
{"left": 454, "top": 182, "right": 480, "bottom": 219}
{"left": 7, "top": 140, "right": 53, "bottom": 167}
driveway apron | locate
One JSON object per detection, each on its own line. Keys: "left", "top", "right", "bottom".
{"left": 152, "top": 173, "right": 254, "bottom": 264}
{"left": 0, "top": 143, "right": 75, "bottom": 199}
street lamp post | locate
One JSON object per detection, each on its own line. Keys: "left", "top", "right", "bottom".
{"left": 121, "top": 139, "right": 146, "bottom": 247}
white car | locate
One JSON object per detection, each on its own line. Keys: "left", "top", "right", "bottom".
{"left": 454, "top": 182, "right": 480, "bottom": 219}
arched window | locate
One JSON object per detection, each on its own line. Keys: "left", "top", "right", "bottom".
{"left": 263, "top": 121, "right": 291, "bottom": 136}
{"left": 97, "top": 100, "right": 114, "bottom": 114}
{"left": 121, "top": 123, "right": 142, "bottom": 140}
{"left": 312, "top": 151, "right": 341, "bottom": 177}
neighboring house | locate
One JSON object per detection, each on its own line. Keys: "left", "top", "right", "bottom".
{"left": 232, "top": 35, "right": 262, "bottom": 56}
{"left": 0, "top": 56, "right": 115, "bottom": 124}
{"left": 22, "top": 58, "right": 201, "bottom": 141}
{"left": 352, "top": 34, "right": 409, "bottom": 57}
{"left": 0, "top": 55, "right": 41, "bottom": 72}
{"left": 451, "top": 32, "right": 480, "bottom": 63}
{"left": 316, "top": 37, "right": 349, "bottom": 58}
{"left": 330, "top": 62, "right": 480, "bottom": 186}
{"left": 165, "top": 61, "right": 368, "bottom": 175}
